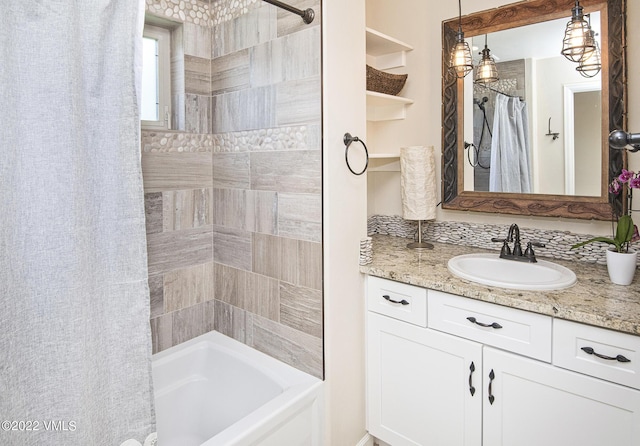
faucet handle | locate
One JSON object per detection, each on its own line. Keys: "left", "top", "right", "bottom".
{"left": 524, "top": 241, "right": 545, "bottom": 262}
{"left": 491, "top": 238, "right": 511, "bottom": 257}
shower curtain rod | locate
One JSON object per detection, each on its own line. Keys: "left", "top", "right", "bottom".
{"left": 262, "top": 0, "right": 315, "bottom": 24}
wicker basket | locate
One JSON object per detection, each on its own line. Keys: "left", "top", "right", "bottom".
{"left": 366, "top": 65, "right": 408, "bottom": 96}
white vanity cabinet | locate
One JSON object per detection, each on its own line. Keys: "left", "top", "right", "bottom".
{"left": 366, "top": 276, "right": 640, "bottom": 446}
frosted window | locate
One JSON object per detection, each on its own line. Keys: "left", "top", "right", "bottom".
{"left": 141, "top": 37, "right": 159, "bottom": 121}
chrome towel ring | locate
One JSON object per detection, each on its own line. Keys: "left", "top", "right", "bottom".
{"left": 343, "top": 133, "right": 369, "bottom": 176}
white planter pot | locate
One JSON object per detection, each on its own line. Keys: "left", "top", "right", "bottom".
{"left": 606, "top": 248, "right": 638, "bottom": 285}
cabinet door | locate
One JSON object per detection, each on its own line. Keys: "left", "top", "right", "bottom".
{"left": 483, "top": 347, "right": 640, "bottom": 446}
{"left": 367, "top": 312, "right": 482, "bottom": 446}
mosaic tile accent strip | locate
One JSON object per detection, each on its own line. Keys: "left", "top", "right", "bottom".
{"left": 141, "top": 131, "right": 213, "bottom": 152}
{"left": 368, "top": 214, "right": 639, "bottom": 266}
{"left": 211, "top": 125, "right": 319, "bottom": 152}
{"left": 145, "top": 0, "right": 211, "bottom": 26}
{"left": 211, "top": 0, "right": 260, "bottom": 26}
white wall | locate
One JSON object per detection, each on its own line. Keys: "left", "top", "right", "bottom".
{"left": 365, "top": 0, "right": 640, "bottom": 236}
{"left": 322, "top": 0, "right": 368, "bottom": 444}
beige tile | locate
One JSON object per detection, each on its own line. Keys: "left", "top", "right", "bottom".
{"left": 164, "top": 262, "right": 214, "bottom": 312}
{"left": 183, "top": 22, "right": 212, "bottom": 59}
{"left": 163, "top": 188, "right": 212, "bottom": 231}
{"left": 241, "top": 271, "right": 280, "bottom": 321}
{"left": 185, "top": 55, "right": 212, "bottom": 95}
{"left": 146, "top": 225, "right": 213, "bottom": 276}
{"left": 250, "top": 149, "right": 321, "bottom": 193}
{"left": 212, "top": 152, "right": 251, "bottom": 189}
{"left": 280, "top": 236, "right": 299, "bottom": 284}
{"left": 185, "top": 93, "right": 211, "bottom": 134}
{"left": 150, "top": 313, "right": 173, "bottom": 354}
{"left": 214, "top": 262, "right": 241, "bottom": 308}
{"left": 211, "top": 86, "right": 276, "bottom": 133}
{"left": 278, "top": 192, "right": 321, "bottom": 242}
{"left": 282, "top": 27, "right": 320, "bottom": 81}
{"left": 213, "top": 225, "right": 252, "bottom": 271}
{"left": 211, "top": 49, "right": 250, "bottom": 94}
{"left": 212, "top": 188, "right": 247, "bottom": 229}
{"left": 247, "top": 313, "right": 323, "bottom": 378}
{"left": 148, "top": 273, "right": 164, "bottom": 318}
{"left": 280, "top": 282, "right": 322, "bottom": 338}
{"left": 247, "top": 190, "right": 278, "bottom": 234}
{"left": 298, "top": 240, "right": 322, "bottom": 290}
{"left": 275, "top": 76, "right": 321, "bottom": 126}
{"left": 250, "top": 38, "right": 284, "bottom": 87}
{"left": 144, "top": 192, "right": 163, "bottom": 235}
{"left": 213, "top": 6, "right": 277, "bottom": 58}
{"left": 172, "top": 302, "right": 212, "bottom": 346}
{"left": 214, "top": 299, "right": 246, "bottom": 342}
{"left": 252, "top": 233, "right": 280, "bottom": 279}
{"left": 142, "top": 152, "right": 212, "bottom": 193}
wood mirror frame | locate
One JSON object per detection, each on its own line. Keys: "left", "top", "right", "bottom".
{"left": 441, "top": 0, "right": 626, "bottom": 220}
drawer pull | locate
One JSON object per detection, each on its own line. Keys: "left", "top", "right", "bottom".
{"left": 580, "top": 346, "right": 631, "bottom": 363}
{"left": 488, "top": 369, "right": 495, "bottom": 405}
{"left": 382, "top": 294, "right": 409, "bottom": 305}
{"left": 467, "top": 316, "right": 502, "bottom": 329}
{"left": 469, "top": 361, "right": 476, "bottom": 396}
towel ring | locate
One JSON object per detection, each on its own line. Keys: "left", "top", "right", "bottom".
{"left": 343, "top": 133, "right": 369, "bottom": 175}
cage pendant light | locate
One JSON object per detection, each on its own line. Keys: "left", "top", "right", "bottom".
{"left": 449, "top": 0, "right": 473, "bottom": 78}
{"left": 476, "top": 35, "right": 499, "bottom": 84}
{"left": 561, "top": 0, "right": 596, "bottom": 62}
{"left": 577, "top": 29, "right": 601, "bottom": 77}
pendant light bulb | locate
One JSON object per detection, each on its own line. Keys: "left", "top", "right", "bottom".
{"left": 475, "top": 35, "right": 499, "bottom": 84}
{"left": 449, "top": 0, "right": 473, "bottom": 78}
{"left": 577, "top": 30, "right": 601, "bottom": 78}
{"left": 561, "top": 0, "right": 596, "bottom": 62}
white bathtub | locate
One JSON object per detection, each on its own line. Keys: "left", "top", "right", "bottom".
{"left": 152, "top": 330, "right": 323, "bottom": 446}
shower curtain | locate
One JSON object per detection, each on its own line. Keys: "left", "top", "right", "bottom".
{"left": 489, "top": 93, "right": 532, "bottom": 193}
{"left": 0, "top": 2, "right": 155, "bottom": 446}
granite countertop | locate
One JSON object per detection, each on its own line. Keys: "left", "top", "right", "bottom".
{"left": 360, "top": 235, "right": 640, "bottom": 336}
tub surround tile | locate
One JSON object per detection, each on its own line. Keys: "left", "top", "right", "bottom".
{"left": 214, "top": 263, "right": 241, "bottom": 308}
{"left": 212, "top": 5, "right": 276, "bottom": 58}
{"left": 252, "top": 233, "right": 281, "bottom": 279}
{"left": 184, "top": 55, "right": 212, "bottom": 95}
{"left": 144, "top": 192, "right": 163, "bottom": 235}
{"left": 141, "top": 131, "right": 213, "bottom": 153}
{"left": 142, "top": 151, "right": 212, "bottom": 193}
{"left": 297, "top": 240, "right": 322, "bottom": 290}
{"left": 163, "top": 188, "right": 212, "bottom": 231}
{"left": 211, "top": 86, "right": 276, "bottom": 133}
{"left": 183, "top": 21, "right": 212, "bottom": 59}
{"left": 146, "top": 225, "right": 213, "bottom": 276}
{"left": 211, "top": 125, "right": 318, "bottom": 153}
{"left": 275, "top": 77, "right": 321, "bottom": 126}
{"left": 145, "top": 0, "right": 211, "bottom": 26}
{"left": 277, "top": 192, "right": 321, "bottom": 242}
{"left": 248, "top": 190, "right": 278, "bottom": 234}
{"left": 213, "top": 225, "right": 252, "bottom": 271}
{"left": 279, "top": 236, "right": 299, "bottom": 284}
{"left": 185, "top": 94, "right": 212, "bottom": 134}
{"left": 211, "top": 49, "right": 251, "bottom": 94}
{"left": 211, "top": 188, "right": 278, "bottom": 234}
{"left": 276, "top": 0, "right": 320, "bottom": 37}
{"left": 250, "top": 150, "right": 321, "bottom": 194}
{"left": 361, "top": 234, "right": 640, "bottom": 336}
{"left": 171, "top": 301, "right": 215, "bottom": 346}
{"left": 214, "top": 299, "right": 246, "bottom": 342}
{"left": 163, "top": 262, "right": 214, "bottom": 312}
{"left": 246, "top": 313, "right": 322, "bottom": 378}
{"left": 214, "top": 263, "right": 279, "bottom": 321}
{"left": 148, "top": 273, "right": 165, "bottom": 319}
{"left": 279, "top": 282, "right": 322, "bottom": 338}
{"left": 212, "top": 152, "right": 251, "bottom": 189}
{"left": 150, "top": 313, "right": 173, "bottom": 354}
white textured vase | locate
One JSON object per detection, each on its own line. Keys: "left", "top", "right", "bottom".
{"left": 606, "top": 248, "right": 638, "bottom": 286}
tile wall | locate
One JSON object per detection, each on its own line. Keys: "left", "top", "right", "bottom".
{"left": 142, "top": 0, "right": 323, "bottom": 378}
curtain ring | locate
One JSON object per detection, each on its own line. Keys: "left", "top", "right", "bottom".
{"left": 343, "top": 133, "right": 369, "bottom": 175}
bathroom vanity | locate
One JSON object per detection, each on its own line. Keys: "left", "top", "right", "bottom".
{"left": 361, "top": 235, "right": 640, "bottom": 446}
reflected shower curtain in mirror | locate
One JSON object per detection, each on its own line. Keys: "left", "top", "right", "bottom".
{"left": 489, "top": 93, "right": 532, "bottom": 193}
{"left": 0, "top": 2, "right": 155, "bottom": 445}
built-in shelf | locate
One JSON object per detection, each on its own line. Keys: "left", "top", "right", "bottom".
{"left": 366, "top": 27, "right": 413, "bottom": 69}
{"left": 366, "top": 91, "right": 414, "bottom": 121}
{"left": 369, "top": 153, "right": 399, "bottom": 159}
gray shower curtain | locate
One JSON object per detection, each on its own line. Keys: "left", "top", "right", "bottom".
{"left": 489, "top": 93, "right": 532, "bottom": 193}
{"left": 0, "top": 2, "right": 155, "bottom": 445}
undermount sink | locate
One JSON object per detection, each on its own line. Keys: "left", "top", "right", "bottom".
{"left": 447, "top": 253, "right": 577, "bottom": 291}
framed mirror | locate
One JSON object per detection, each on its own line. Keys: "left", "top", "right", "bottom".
{"left": 442, "top": 0, "right": 626, "bottom": 220}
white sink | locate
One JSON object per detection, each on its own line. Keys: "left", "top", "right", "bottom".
{"left": 447, "top": 253, "right": 577, "bottom": 291}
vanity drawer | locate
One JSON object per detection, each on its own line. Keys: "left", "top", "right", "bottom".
{"left": 367, "top": 276, "right": 427, "bottom": 327}
{"left": 428, "top": 291, "right": 552, "bottom": 361}
{"left": 553, "top": 319, "right": 640, "bottom": 390}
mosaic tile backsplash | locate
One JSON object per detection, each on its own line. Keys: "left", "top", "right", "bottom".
{"left": 368, "top": 214, "right": 637, "bottom": 266}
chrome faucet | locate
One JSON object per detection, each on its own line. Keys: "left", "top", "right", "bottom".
{"left": 492, "top": 224, "right": 545, "bottom": 263}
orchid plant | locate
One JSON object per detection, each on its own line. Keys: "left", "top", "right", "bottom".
{"left": 572, "top": 169, "right": 640, "bottom": 253}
